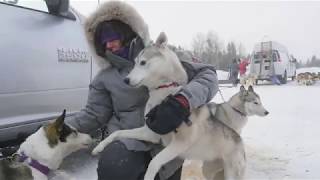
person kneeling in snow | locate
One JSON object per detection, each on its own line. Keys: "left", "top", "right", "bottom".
{"left": 68, "top": 1, "right": 218, "bottom": 180}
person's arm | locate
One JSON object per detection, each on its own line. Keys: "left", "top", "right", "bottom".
{"left": 179, "top": 61, "right": 219, "bottom": 109}
{"left": 67, "top": 70, "right": 113, "bottom": 134}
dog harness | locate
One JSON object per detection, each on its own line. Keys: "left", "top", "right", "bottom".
{"left": 207, "top": 103, "right": 244, "bottom": 135}
{"left": 18, "top": 152, "right": 50, "bottom": 176}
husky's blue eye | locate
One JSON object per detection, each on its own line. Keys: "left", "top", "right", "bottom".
{"left": 140, "top": 61, "right": 146, "bottom": 66}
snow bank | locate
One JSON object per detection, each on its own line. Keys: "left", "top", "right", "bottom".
{"left": 216, "top": 70, "right": 229, "bottom": 80}
{"left": 297, "top": 67, "right": 320, "bottom": 74}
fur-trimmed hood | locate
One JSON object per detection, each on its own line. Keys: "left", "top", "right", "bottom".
{"left": 85, "top": 1, "right": 151, "bottom": 69}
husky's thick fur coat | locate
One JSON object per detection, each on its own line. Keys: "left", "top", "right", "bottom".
{"left": 92, "top": 32, "right": 269, "bottom": 180}
{"left": 0, "top": 110, "right": 92, "bottom": 180}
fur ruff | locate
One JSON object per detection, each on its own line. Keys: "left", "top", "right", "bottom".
{"left": 85, "top": 1, "right": 151, "bottom": 69}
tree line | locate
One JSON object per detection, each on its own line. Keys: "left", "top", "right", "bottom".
{"left": 297, "top": 55, "right": 320, "bottom": 68}
{"left": 169, "top": 30, "right": 248, "bottom": 71}
{"left": 170, "top": 30, "right": 320, "bottom": 70}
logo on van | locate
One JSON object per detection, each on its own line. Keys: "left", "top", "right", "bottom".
{"left": 57, "top": 48, "right": 90, "bottom": 63}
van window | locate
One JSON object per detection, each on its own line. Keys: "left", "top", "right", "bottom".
{"left": 254, "top": 52, "right": 270, "bottom": 59}
{"left": 278, "top": 51, "right": 289, "bottom": 62}
{"left": 272, "top": 51, "right": 279, "bottom": 62}
{"left": 253, "top": 52, "right": 261, "bottom": 63}
{"left": 1, "top": 0, "right": 48, "bottom": 12}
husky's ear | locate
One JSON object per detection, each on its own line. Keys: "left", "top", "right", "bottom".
{"left": 248, "top": 85, "right": 254, "bottom": 92}
{"left": 240, "top": 85, "right": 248, "bottom": 99}
{"left": 54, "top": 109, "right": 66, "bottom": 132}
{"left": 155, "top": 32, "right": 168, "bottom": 48}
{"left": 44, "top": 110, "right": 66, "bottom": 147}
{"left": 240, "top": 85, "right": 246, "bottom": 92}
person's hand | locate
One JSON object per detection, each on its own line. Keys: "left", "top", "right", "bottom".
{"left": 146, "top": 94, "right": 191, "bottom": 135}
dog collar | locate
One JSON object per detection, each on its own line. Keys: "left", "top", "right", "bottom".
{"left": 231, "top": 106, "right": 247, "bottom": 116}
{"left": 18, "top": 152, "right": 50, "bottom": 176}
{"left": 156, "top": 82, "right": 179, "bottom": 90}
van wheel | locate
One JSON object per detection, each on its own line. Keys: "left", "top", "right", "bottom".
{"left": 292, "top": 71, "right": 296, "bottom": 81}
{"left": 281, "top": 71, "right": 287, "bottom": 84}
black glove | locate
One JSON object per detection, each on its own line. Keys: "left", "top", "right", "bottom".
{"left": 146, "top": 95, "right": 191, "bottom": 135}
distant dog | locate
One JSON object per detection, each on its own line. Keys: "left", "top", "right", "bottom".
{"left": 0, "top": 110, "right": 92, "bottom": 180}
{"left": 312, "top": 72, "right": 320, "bottom": 81}
{"left": 92, "top": 32, "right": 269, "bottom": 180}
{"left": 296, "top": 72, "right": 315, "bottom": 86}
{"left": 240, "top": 74, "right": 257, "bottom": 87}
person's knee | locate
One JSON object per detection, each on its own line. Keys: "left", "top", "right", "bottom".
{"left": 166, "top": 166, "right": 182, "bottom": 180}
{"left": 97, "top": 141, "right": 148, "bottom": 180}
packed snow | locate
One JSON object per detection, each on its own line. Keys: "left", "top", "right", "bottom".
{"left": 57, "top": 68, "right": 320, "bottom": 180}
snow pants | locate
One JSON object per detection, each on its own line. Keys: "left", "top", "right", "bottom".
{"left": 97, "top": 141, "right": 182, "bottom": 180}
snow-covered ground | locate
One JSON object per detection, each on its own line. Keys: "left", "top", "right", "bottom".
{"left": 216, "top": 70, "right": 229, "bottom": 80}
{"left": 58, "top": 68, "right": 320, "bottom": 180}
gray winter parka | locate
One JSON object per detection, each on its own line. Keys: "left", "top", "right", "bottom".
{"left": 69, "top": 1, "right": 218, "bottom": 179}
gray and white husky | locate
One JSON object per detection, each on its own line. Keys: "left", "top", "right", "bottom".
{"left": 0, "top": 110, "right": 92, "bottom": 180}
{"left": 92, "top": 32, "right": 269, "bottom": 180}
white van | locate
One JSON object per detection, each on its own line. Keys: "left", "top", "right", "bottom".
{"left": 249, "top": 41, "right": 296, "bottom": 84}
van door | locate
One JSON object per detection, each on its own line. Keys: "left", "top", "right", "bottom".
{"left": 251, "top": 51, "right": 273, "bottom": 79}
{"left": 0, "top": 1, "right": 91, "bottom": 141}
{"left": 287, "top": 56, "right": 297, "bottom": 78}
{"left": 276, "top": 51, "right": 289, "bottom": 76}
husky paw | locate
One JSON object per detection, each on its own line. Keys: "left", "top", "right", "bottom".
{"left": 92, "top": 145, "right": 104, "bottom": 155}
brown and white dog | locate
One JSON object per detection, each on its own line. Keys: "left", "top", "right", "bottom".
{"left": 296, "top": 72, "right": 316, "bottom": 86}
{"left": 0, "top": 110, "right": 92, "bottom": 180}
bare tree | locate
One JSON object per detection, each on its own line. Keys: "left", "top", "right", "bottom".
{"left": 237, "top": 42, "right": 246, "bottom": 57}
{"left": 191, "top": 32, "right": 206, "bottom": 60}
{"left": 190, "top": 31, "right": 250, "bottom": 70}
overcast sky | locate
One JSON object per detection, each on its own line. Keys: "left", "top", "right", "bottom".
{"left": 71, "top": 0, "right": 320, "bottom": 62}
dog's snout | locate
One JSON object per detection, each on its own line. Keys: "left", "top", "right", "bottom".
{"left": 124, "top": 78, "right": 130, "bottom": 84}
{"left": 264, "top": 111, "right": 269, "bottom": 115}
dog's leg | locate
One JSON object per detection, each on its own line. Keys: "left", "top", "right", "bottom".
{"left": 92, "top": 125, "right": 160, "bottom": 155}
{"left": 202, "top": 159, "right": 224, "bottom": 180}
{"left": 144, "top": 139, "right": 190, "bottom": 180}
{"left": 213, "top": 170, "right": 224, "bottom": 180}
{"left": 223, "top": 145, "right": 246, "bottom": 180}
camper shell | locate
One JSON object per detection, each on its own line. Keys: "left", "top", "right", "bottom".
{"left": 249, "top": 41, "right": 296, "bottom": 84}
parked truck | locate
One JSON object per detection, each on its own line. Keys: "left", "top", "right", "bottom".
{"left": 0, "top": 0, "right": 99, "bottom": 152}
{"left": 249, "top": 41, "right": 296, "bottom": 84}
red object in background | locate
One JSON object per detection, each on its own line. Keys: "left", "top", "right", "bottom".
{"left": 239, "top": 59, "right": 249, "bottom": 76}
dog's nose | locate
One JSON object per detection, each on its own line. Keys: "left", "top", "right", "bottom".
{"left": 264, "top": 111, "right": 269, "bottom": 115}
{"left": 124, "top": 78, "right": 130, "bottom": 84}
